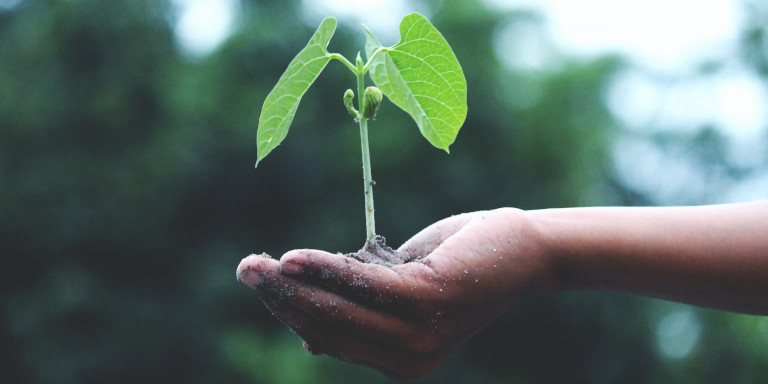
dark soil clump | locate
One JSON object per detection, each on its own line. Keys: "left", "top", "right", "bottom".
{"left": 347, "top": 235, "right": 415, "bottom": 266}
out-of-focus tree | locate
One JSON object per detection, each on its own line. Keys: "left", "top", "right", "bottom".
{"left": 0, "top": 0, "right": 250, "bottom": 382}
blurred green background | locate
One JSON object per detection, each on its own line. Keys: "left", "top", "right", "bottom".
{"left": 1, "top": 0, "right": 767, "bottom": 383}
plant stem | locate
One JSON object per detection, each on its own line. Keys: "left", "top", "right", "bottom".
{"left": 328, "top": 53, "right": 357, "bottom": 73}
{"left": 357, "top": 66, "right": 376, "bottom": 245}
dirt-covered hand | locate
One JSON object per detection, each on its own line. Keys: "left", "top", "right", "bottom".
{"left": 236, "top": 208, "right": 555, "bottom": 380}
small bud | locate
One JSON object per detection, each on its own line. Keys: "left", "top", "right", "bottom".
{"left": 362, "top": 86, "right": 383, "bottom": 119}
{"left": 343, "top": 89, "right": 359, "bottom": 119}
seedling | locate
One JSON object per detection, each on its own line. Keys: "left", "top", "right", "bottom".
{"left": 256, "top": 13, "right": 467, "bottom": 250}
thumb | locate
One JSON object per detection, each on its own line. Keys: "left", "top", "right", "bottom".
{"left": 398, "top": 213, "right": 477, "bottom": 258}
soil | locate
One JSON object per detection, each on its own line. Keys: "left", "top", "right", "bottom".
{"left": 346, "top": 235, "right": 416, "bottom": 266}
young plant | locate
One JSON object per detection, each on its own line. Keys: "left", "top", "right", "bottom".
{"left": 255, "top": 13, "right": 467, "bottom": 248}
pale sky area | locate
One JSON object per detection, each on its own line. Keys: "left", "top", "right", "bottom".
{"left": 172, "top": 0, "right": 238, "bottom": 56}
{"left": 484, "top": 0, "right": 741, "bottom": 71}
{"left": 172, "top": 0, "right": 767, "bottom": 136}
{"left": 172, "top": 0, "right": 767, "bottom": 204}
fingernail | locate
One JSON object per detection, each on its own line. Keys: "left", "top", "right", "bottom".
{"left": 281, "top": 261, "right": 304, "bottom": 275}
{"left": 237, "top": 266, "right": 262, "bottom": 287}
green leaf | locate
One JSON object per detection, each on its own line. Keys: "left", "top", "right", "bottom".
{"left": 365, "top": 13, "right": 467, "bottom": 152}
{"left": 255, "top": 17, "right": 336, "bottom": 167}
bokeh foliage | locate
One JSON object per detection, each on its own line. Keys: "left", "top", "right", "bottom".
{"left": 1, "top": 0, "right": 766, "bottom": 383}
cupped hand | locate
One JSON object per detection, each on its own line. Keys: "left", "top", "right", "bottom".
{"left": 237, "top": 208, "right": 555, "bottom": 380}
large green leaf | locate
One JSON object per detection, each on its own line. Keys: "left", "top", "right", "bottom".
{"left": 256, "top": 17, "right": 336, "bottom": 167}
{"left": 365, "top": 13, "right": 467, "bottom": 152}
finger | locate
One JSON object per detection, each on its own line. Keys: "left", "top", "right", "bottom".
{"left": 237, "top": 255, "right": 452, "bottom": 379}
{"left": 278, "top": 249, "right": 435, "bottom": 308}
{"left": 256, "top": 290, "right": 412, "bottom": 380}
{"left": 239, "top": 258, "right": 358, "bottom": 349}
{"left": 300, "top": 339, "right": 404, "bottom": 380}
{"left": 397, "top": 212, "right": 476, "bottom": 258}
{"left": 237, "top": 253, "right": 280, "bottom": 287}
{"left": 241, "top": 253, "right": 436, "bottom": 347}
{"left": 254, "top": 283, "right": 446, "bottom": 380}
{"left": 239, "top": 255, "right": 461, "bottom": 379}
{"left": 278, "top": 275, "right": 443, "bottom": 349}
{"left": 294, "top": 317, "right": 452, "bottom": 380}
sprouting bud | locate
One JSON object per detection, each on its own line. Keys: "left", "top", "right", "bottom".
{"left": 343, "top": 89, "right": 359, "bottom": 119}
{"left": 362, "top": 86, "right": 383, "bottom": 119}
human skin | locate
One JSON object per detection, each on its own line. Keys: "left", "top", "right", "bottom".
{"left": 236, "top": 201, "right": 768, "bottom": 379}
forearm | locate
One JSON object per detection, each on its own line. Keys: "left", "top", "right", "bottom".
{"left": 530, "top": 202, "right": 768, "bottom": 315}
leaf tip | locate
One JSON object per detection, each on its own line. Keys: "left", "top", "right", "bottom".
{"left": 322, "top": 16, "right": 337, "bottom": 26}
{"left": 254, "top": 152, "right": 267, "bottom": 168}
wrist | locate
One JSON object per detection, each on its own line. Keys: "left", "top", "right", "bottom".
{"left": 486, "top": 208, "right": 565, "bottom": 294}
{"left": 526, "top": 208, "right": 582, "bottom": 292}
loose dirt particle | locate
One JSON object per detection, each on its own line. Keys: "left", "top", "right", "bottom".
{"left": 345, "top": 235, "right": 417, "bottom": 266}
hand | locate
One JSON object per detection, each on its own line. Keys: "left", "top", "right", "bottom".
{"left": 237, "top": 208, "right": 556, "bottom": 379}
